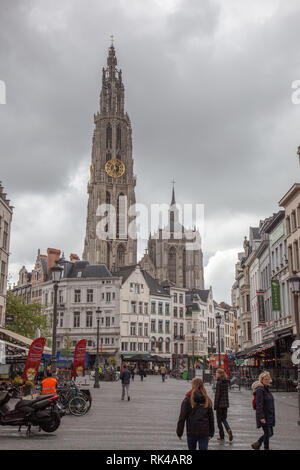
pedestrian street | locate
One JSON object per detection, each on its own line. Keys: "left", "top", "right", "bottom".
{"left": 0, "top": 375, "right": 300, "bottom": 450}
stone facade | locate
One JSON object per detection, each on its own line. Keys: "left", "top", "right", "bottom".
{"left": 83, "top": 44, "right": 137, "bottom": 270}
{"left": 140, "top": 188, "right": 204, "bottom": 290}
{"left": 0, "top": 183, "right": 13, "bottom": 326}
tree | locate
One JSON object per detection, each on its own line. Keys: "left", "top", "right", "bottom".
{"left": 5, "top": 291, "right": 50, "bottom": 340}
{"left": 61, "top": 335, "right": 73, "bottom": 369}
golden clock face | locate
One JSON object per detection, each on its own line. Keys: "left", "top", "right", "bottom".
{"left": 105, "top": 158, "right": 125, "bottom": 178}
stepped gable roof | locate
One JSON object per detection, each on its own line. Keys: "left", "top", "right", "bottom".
{"left": 141, "top": 269, "right": 170, "bottom": 297}
{"left": 219, "top": 301, "right": 232, "bottom": 310}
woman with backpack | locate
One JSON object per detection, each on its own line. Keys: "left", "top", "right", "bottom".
{"left": 214, "top": 368, "right": 233, "bottom": 442}
{"left": 251, "top": 371, "right": 275, "bottom": 450}
{"left": 176, "top": 378, "right": 215, "bottom": 450}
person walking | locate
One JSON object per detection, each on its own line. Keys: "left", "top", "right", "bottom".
{"left": 160, "top": 364, "right": 167, "bottom": 382}
{"left": 120, "top": 364, "right": 131, "bottom": 401}
{"left": 214, "top": 368, "right": 233, "bottom": 442}
{"left": 251, "top": 371, "right": 275, "bottom": 450}
{"left": 139, "top": 366, "right": 144, "bottom": 381}
{"left": 177, "top": 378, "right": 214, "bottom": 450}
{"left": 130, "top": 366, "right": 135, "bottom": 382}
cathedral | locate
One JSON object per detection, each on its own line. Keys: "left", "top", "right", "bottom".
{"left": 83, "top": 43, "right": 204, "bottom": 290}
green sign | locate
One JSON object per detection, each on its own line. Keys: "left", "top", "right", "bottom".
{"left": 271, "top": 280, "right": 281, "bottom": 311}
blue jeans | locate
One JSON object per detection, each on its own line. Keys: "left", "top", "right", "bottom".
{"left": 258, "top": 425, "right": 273, "bottom": 450}
{"left": 187, "top": 436, "right": 209, "bottom": 450}
{"left": 216, "top": 408, "right": 230, "bottom": 439}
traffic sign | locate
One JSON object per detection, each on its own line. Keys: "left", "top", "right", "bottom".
{"left": 5, "top": 315, "right": 14, "bottom": 324}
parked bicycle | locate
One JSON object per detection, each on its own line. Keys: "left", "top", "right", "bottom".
{"left": 56, "top": 380, "right": 90, "bottom": 416}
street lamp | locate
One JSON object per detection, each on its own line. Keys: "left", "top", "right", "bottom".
{"left": 216, "top": 312, "right": 222, "bottom": 369}
{"left": 94, "top": 308, "right": 101, "bottom": 389}
{"left": 50, "top": 263, "right": 63, "bottom": 376}
{"left": 288, "top": 273, "right": 300, "bottom": 425}
{"left": 191, "top": 328, "right": 196, "bottom": 378}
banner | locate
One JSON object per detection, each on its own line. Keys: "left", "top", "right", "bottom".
{"left": 257, "top": 291, "right": 266, "bottom": 324}
{"left": 22, "top": 337, "right": 46, "bottom": 382}
{"left": 72, "top": 339, "right": 86, "bottom": 377}
{"left": 271, "top": 280, "right": 281, "bottom": 311}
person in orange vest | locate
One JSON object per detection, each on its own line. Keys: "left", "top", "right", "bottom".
{"left": 41, "top": 372, "right": 57, "bottom": 395}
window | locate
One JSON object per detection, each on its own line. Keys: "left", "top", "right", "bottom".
{"left": 130, "top": 342, "right": 136, "bottom": 351}
{"left": 174, "top": 343, "right": 178, "bottom": 354}
{"left": 74, "top": 312, "right": 80, "bottom": 328}
{"left": 74, "top": 290, "right": 81, "bottom": 303}
{"left": 106, "top": 292, "right": 111, "bottom": 302}
{"left": 174, "top": 322, "right": 178, "bottom": 336}
{"left": 151, "top": 320, "right": 156, "bottom": 333}
{"left": 158, "top": 320, "right": 163, "bottom": 333}
{"left": 106, "top": 123, "right": 112, "bottom": 148}
{"left": 116, "top": 124, "right": 121, "bottom": 148}
{"left": 131, "top": 302, "right": 136, "bottom": 313}
{"left": 86, "top": 311, "right": 93, "bottom": 328}
{"left": 179, "top": 294, "right": 183, "bottom": 304}
{"left": 174, "top": 307, "right": 178, "bottom": 317}
{"left": 144, "top": 324, "right": 148, "bottom": 337}
{"left": 165, "top": 303, "right": 170, "bottom": 315}
{"left": 138, "top": 302, "right": 143, "bottom": 314}
{"left": 105, "top": 338, "right": 110, "bottom": 345}
{"left": 122, "top": 342, "right": 128, "bottom": 351}
{"left": 106, "top": 317, "right": 110, "bottom": 327}
{"left": 165, "top": 320, "right": 170, "bottom": 333}
{"left": 59, "top": 290, "right": 64, "bottom": 304}
{"left": 151, "top": 302, "right": 156, "bottom": 314}
{"left": 138, "top": 343, "right": 143, "bottom": 351}
{"left": 179, "top": 308, "right": 184, "bottom": 318}
{"left": 138, "top": 323, "right": 143, "bottom": 336}
{"left": 144, "top": 343, "right": 148, "bottom": 352}
{"left": 165, "top": 339, "right": 170, "bottom": 353}
{"left": 87, "top": 289, "right": 93, "bottom": 303}
{"left": 0, "top": 261, "right": 6, "bottom": 293}
{"left": 158, "top": 303, "right": 163, "bottom": 314}
{"left": 144, "top": 303, "right": 148, "bottom": 315}
{"left": 59, "top": 313, "right": 64, "bottom": 328}
{"left": 174, "top": 293, "right": 178, "bottom": 303}
{"left": 180, "top": 343, "right": 184, "bottom": 354}
{"left": 130, "top": 322, "right": 136, "bottom": 335}
{"left": 286, "top": 216, "right": 291, "bottom": 235}
{"left": 2, "top": 222, "right": 8, "bottom": 251}
{"left": 180, "top": 323, "right": 184, "bottom": 337}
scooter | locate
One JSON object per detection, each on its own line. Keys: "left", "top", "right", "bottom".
{"left": 0, "top": 388, "right": 61, "bottom": 436}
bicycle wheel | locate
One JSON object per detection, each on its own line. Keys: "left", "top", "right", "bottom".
{"left": 68, "top": 396, "right": 88, "bottom": 416}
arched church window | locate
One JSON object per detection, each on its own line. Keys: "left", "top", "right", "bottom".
{"left": 106, "top": 153, "right": 112, "bottom": 162}
{"left": 106, "top": 243, "right": 110, "bottom": 267}
{"left": 168, "top": 247, "right": 176, "bottom": 284}
{"left": 117, "top": 192, "right": 126, "bottom": 239}
{"left": 116, "top": 124, "right": 121, "bottom": 149}
{"left": 106, "top": 123, "right": 112, "bottom": 149}
{"left": 117, "top": 245, "right": 126, "bottom": 266}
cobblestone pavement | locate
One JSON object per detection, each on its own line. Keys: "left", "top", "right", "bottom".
{"left": 1, "top": 375, "right": 300, "bottom": 450}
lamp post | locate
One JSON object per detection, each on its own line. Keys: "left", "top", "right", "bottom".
{"left": 94, "top": 308, "right": 101, "bottom": 389}
{"left": 216, "top": 312, "right": 222, "bottom": 369}
{"left": 191, "top": 328, "right": 196, "bottom": 378}
{"left": 50, "top": 264, "right": 63, "bottom": 377}
{"left": 288, "top": 273, "right": 300, "bottom": 425}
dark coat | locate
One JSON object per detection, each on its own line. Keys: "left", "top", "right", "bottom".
{"left": 120, "top": 369, "right": 131, "bottom": 385}
{"left": 177, "top": 392, "right": 215, "bottom": 439}
{"left": 255, "top": 385, "right": 275, "bottom": 428}
{"left": 214, "top": 378, "right": 229, "bottom": 409}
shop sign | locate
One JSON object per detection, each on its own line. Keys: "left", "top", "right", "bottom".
{"left": 271, "top": 280, "right": 281, "bottom": 311}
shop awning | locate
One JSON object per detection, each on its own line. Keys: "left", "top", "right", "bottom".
{"left": 0, "top": 327, "right": 51, "bottom": 353}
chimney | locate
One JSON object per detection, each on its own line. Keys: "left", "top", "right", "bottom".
{"left": 47, "top": 248, "right": 61, "bottom": 275}
{"left": 70, "top": 253, "right": 80, "bottom": 263}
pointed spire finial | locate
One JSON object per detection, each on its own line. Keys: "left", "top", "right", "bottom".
{"left": 110, "top": 34, "right": 114, "bottom": 46}
{"left": 171, "top": 179, "right": 176, "bottom": 205}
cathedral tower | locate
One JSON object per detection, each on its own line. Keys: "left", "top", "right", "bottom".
{"left": 83, "top": 43, "right": 137, "bottom": 268}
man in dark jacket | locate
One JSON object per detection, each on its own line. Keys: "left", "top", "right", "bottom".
{"left": 214, "top": 369, "right": 233, "bottom": 441}
{"left": 252, "top": 372, "right": 275, "bottom": 450}
{"left": 120, "top": 364, "right": 131, "bottom": 401}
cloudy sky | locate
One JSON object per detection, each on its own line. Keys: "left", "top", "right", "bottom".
{"left": 1, "top": 0, "right": 300, "bottom": 302}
